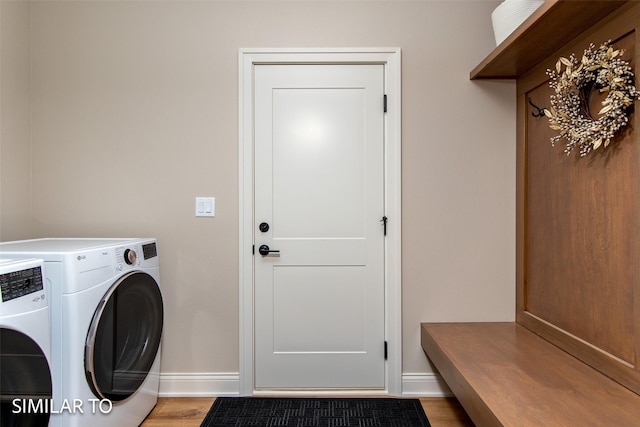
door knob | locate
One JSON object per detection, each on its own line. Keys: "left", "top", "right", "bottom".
{"left": 258, "top": 244, "right": 280, "bottom": 256}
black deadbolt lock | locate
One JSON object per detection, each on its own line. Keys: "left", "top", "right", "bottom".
{"left": 259, "top": 222, "right": 270, "bottom": 232}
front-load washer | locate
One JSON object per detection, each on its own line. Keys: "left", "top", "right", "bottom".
{"left": 0, "top": 258, "right": 52, "bottom": 427}
{"left": 0, "top": 238, "right": 163, "bottom": 427}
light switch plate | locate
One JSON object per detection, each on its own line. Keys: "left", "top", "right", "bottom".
{"left": 195, "top": 197, "right": 215, "bottom": 217}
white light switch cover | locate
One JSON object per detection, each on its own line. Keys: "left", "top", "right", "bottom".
{"left": 195, "top": 197, "right": 215, "bottom": 217}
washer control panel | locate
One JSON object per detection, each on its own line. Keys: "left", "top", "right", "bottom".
{"left": 116, "top": 246, "right": 139, "bottom": 271}
{"left": 115, "top": 241, "right": 157, "bottom": 272}
{"left": 0, "top": 265, "right": 44, "bottom": 302}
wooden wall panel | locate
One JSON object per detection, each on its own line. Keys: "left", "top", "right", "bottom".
{"left": 526, "top": 34, "right": 636, "bottom": 364}
{"left": 517, "top": 7, "right": 640, "bottom": 395}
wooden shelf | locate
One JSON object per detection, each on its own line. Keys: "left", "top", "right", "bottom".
{"left": 471, "top": 0, "right": 628, "bottom": 80}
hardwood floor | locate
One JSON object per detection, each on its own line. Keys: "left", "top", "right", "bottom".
{"left": 140, "top": 396, "right": 474, "bottom": 426}
{"left": 419, "top": 397, "right": 475, "bottom": 426}
{"left": 140, "top": 397, "right": 214, "bottom": 427}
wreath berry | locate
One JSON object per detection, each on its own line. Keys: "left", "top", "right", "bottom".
{"left": 545, "top": 41, "right": 639, "bottom": 156}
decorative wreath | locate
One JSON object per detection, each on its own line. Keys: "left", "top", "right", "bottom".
{"left": 545, "top": 41, "right": 639, "bottom": 156}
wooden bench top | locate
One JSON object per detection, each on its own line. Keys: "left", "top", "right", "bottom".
{"left": 421, "top": 322, "right": 640, "bottom": 426}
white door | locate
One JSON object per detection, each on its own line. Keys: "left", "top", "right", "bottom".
{"left": 253, "top": 64, "right": 386, "bottom": 389}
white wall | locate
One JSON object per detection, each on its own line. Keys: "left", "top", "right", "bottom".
{"left": 1, "top": 0, "right": 32, "bottom": 240}
{"left": 3, "top": 0, "right": 515, "bottom": 394}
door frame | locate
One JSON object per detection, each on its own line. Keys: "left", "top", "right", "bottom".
{"left": 238, "top": 48, "right": 402, "bottom": 396}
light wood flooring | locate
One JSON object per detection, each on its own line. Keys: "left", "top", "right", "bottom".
{"left": 140, "top": 396, "right": 474, "bottom": 426}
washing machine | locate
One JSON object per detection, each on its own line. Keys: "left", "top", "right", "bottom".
{"left": 0, "top": 238, "right": 163, "bottom": 427}
{"left": 0, "top": 258, "right": 52, "bottom": 427}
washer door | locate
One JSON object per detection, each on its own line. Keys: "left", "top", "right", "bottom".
{"left": 0, "top": 328, "right": 52, "bottom": 427}
{"left": 85, "top": 271, "right": 163, "bottom": 402}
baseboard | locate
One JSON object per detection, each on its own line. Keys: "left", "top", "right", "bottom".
{"left": 159, "top": 372, "right": 240, "bottom": 397}
{"left": 158, "top": 372, "right": 450, "bottom": 397}
{"left": 401, "top": 373, "right": 452, "bottom": 397}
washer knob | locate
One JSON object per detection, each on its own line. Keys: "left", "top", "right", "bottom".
{"left": 124, "top": 249, "right": 137, "bottom": 265}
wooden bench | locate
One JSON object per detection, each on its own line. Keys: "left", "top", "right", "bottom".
{"left": 421, "top": 322, "right": 640, "bottom": 426}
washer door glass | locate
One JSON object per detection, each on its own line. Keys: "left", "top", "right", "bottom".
{"left": 0, "top": 328, "right": 52, "bottom": 427}
{"left": 85, "top": 271, "right": 163, "bottom": 402}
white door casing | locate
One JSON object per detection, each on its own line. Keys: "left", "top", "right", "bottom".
{"left": 239, "top": 48, "right": 402, "bottom": 395}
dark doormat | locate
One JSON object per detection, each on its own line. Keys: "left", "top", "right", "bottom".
{"left": 200, "top": 397, "right": 431, "bottom": 427}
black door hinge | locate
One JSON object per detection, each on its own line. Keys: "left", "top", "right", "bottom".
{"left": 383, "top": 95, "right": 388, "bottom": 113}
{"left": 381, "top": 216, "right": 388, "bottom": 236}
{"left": 384, "top": 341, "right": 388, "bottom": 360}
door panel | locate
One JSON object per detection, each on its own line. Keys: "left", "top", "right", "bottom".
{"left": 273, "top": 266, "right": 366, "bottom": 353}
{"left": 273, "top": 88, "right": 365, "bottom": 238}
{"left": 254, "top": 64, "right": 385, "bottom": 389}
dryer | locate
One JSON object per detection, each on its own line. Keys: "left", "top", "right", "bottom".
{"left": 0, "top": 258, "right": 52, "bottom": 427}
{"left": 0, "top": 238, "right": 163, "bottom": 427}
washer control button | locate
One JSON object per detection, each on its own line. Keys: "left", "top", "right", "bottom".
{"left": 124, "top": 249, "right": 137, "bottom": 265}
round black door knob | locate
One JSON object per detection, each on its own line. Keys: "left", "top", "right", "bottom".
{"left": 259, "top": 222, "right": 270, "bottom": 232}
